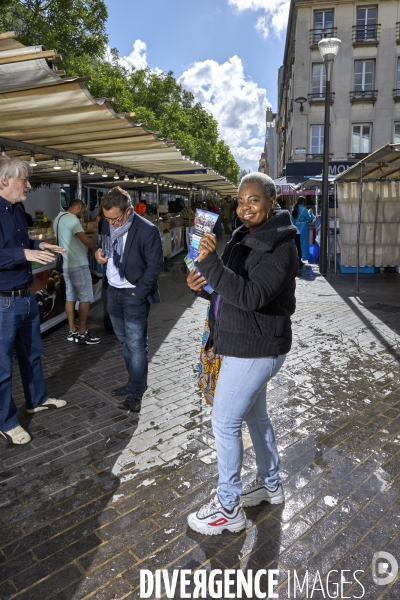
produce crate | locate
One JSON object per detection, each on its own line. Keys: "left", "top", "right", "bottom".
{"left": 337, "top": 259, "right": 379, "bottom": 274}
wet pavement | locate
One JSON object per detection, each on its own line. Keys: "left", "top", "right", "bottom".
{"left": 1, "top": 255, "right": 400, "bottom": 599}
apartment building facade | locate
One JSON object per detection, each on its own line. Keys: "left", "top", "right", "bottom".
{"left": 277, "top": 0, "right": 400, "bottom": 179}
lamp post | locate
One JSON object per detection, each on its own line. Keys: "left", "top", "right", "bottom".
{"left": 318, "top": 37, "right": 341, "bottom": 275}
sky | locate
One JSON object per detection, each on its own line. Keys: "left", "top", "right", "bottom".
{"left": 104, "top": 0, "right": 289, "bottom": 173}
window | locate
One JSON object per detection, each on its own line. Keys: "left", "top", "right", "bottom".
{"left": 356, "top": 6, "right": 377, "bottom": 40}
{"left": 354, "top": 60, "right": 374, "bottom": 92}
{"left": 397, "top": 58, "right": 400, "bottom": 90}
{"left": 314, "top": 10, "right": 334, "bottom": 42}
{"left": 352, "top": 124, "right": 371, "bottom": 154}
{"left": 312, "top": 64, "right": 326, "bottom": 98}
{"left": 310, "top": 125, "right": 324, "bottom": 154}
{"left": 394, "top": 124, "right": 400, "bottom": 144}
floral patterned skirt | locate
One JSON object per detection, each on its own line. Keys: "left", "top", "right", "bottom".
{"left": 197, "top": 305, "right": 222, "bottom": 405}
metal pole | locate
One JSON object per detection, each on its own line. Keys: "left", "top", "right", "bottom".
{"left": 156, "top": 176, "right": 160, "bottom": 234}
{"left": 319, "top": 64, "right": 332, "bottom": 275}
{"left": 356, "top": 163, "right": 364, "bottom": 292}
{"left": 334, "top": 181, "right": 337, "bottom": 275}
{"left": 188, "top": 186, "right": 192, "bottom": 229}
{"left": 77, "top": 158, "right": 82, "bottom": 200}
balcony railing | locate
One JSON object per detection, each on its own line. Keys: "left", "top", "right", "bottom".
{"left": 350, "top": 90, "right": 378, "bottom": 104}
{"left": 308, "top": 92, "right": 335, "bottom": 104}
{"left": 397, "top": 23, "right": 400, "bottom": 44}
{"left": 347, "top": 153, "right": 369, "bottom": 160}
{"left": 306, "top": 153, "right": 333, "bottom": 161}
{"left": 352, "top": 24, "right": 380, "bottom": 45}
{"left": 393, "top": 89, "right": 400, "bottom": 102}
{"left": 309, "top": 27, "right": 337, "bottom": 47}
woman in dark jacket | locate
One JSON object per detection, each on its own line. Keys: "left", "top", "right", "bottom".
{"left": 186, "top": 172, "right": 298, "bottom": 535}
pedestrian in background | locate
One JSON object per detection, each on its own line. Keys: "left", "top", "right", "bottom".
{"left": 95, "top": 187, "right": 164, "bottom": 413}
{"left": 0, "top": 157, "right": 67, "bottom": 445}
{"left": 186, "top": 172, "right": 298, "bottom": 535}
{"left": 54, "top": 199, "right": 100, "bottom": 345}
{"left": 220, "top": 196, "right": 233, "bottom": 236}
{"left": 291, "top": 196, "right": 314, "bottom": 269}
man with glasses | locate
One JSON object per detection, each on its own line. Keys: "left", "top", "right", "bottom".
{"left": 54, "top": 199, "right": 100, "bottom": 345}
{"left": 0, "top": 157, "right": 68, "bottom": 445}
{"left": 95, "top": 187, "right": 163, "bottom": 412}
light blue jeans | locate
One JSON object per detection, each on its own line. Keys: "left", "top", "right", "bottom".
{"left": 212, "top": 354, "right": 286, "bottom": 509}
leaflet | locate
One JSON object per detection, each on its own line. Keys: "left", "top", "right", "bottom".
{"left": 185, "top": 209, "right": 219, "bottom": 294}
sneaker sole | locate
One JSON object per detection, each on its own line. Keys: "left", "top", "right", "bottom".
{"left": 67, "top": 337, "right": 77, "bottom": 342}
{"left": 76, "top": 339, "right": 101, "bottom": 345}
{"left": 187, "top": 514, "right": 246, "bottom": 535}
{"left": 26, "top": 403, "right": 67, "bottom": 414}
{"left": 240, "top": 492, "right": 285, "bottom": 507}
{"left": 0, "top": 431, "right": 31, "bottom": 444}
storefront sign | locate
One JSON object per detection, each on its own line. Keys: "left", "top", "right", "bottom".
{"left": 286, "top": 161, "right": 355, "bottom": 177}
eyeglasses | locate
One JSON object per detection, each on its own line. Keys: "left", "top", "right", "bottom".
{"left": 103, "top": 209, "right": 127, "bottom": 224}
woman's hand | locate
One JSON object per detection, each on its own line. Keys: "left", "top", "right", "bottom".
{"left": 197, "top": 233, "right": 218, "bottom": 262}
{"left": 187, "top": 269, "right": 207, "bottom": 292}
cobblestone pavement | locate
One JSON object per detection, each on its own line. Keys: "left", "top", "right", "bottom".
{"left": 1, "top": 257, "right": 400, "bottom": 600}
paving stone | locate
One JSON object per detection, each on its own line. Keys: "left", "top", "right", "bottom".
{"left": 2, "top": 261, "right": 400, "bottom": 599}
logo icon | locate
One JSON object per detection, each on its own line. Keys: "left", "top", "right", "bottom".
{"left": 372, "top": 552, "right": 398, "bottom": 585}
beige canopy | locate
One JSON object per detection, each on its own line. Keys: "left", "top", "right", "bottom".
{"left": 335, "top": 144, "right": 400, "bottom": 268}
{"left": 0, "top": 33, "right": 237, "bottom": 196}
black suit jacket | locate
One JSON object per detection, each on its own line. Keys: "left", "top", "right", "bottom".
{"left": 101, "top": 214, "right": 164, "bottom": 304}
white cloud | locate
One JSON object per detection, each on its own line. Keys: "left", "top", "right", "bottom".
{"left": 119, "top": 39, "right": 148, "bottom": 70}
{"left": 178, "top": 56, "right": 269, "bottom": 172}
{"left": 228, "top": 0, "right": 290, "bottom": 38}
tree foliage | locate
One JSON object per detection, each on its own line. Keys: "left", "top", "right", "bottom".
{"left": 0, "top": 1, "right": 239, "bottom": 183}
{"left": 0, "top": 0, "right": 107, "bottom": 61}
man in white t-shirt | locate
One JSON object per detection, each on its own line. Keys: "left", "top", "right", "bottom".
{"left": 53, "top": 200, "right": 100, "bottom": 345}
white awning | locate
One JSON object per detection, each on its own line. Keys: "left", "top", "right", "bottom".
{"left": 0, "top": 34, "right": 237, "bottom": 196}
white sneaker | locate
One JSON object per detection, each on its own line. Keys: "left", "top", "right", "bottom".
{"left": 0, "top": 425, "right": 31, "bottom": 445}
{"left": 240, "top": 475, "right": 284, "bottom": 507}
{"left": 187, "top": 495, "right": 246, "bottom": 535}
{"left": 26, "top": 398, "right": 67, "bottom": 414}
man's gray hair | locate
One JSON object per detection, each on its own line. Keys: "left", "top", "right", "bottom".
{"left": 239, "top": 172, "right": 276, "bottom": 199}
{"left": 0, "top": 156, "right": 31, "bottom": 190}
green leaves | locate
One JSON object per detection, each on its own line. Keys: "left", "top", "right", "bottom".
{"left": 0, "top": 1, "right": 239, "bottom": 184}
{"left": 0, "top": 0, "right": 108, "bottom": 59}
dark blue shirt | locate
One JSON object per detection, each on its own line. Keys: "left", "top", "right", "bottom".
{"left": 0, "top": 195, "right": 40, "bottom": 290}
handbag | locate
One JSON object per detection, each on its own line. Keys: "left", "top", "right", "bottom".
{"left": 54, "top": 213, "right": 68, "bottom": 273}
{"left": 197, "top": 304, "right": 222, "bottom": 405}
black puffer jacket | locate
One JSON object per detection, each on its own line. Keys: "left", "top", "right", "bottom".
{"left": 197, "top": 210, "right": 298, "bottom": 358}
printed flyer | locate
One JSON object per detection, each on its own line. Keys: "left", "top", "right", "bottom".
{"left": 185, "top": 208, "right": 219, "bottom": 293}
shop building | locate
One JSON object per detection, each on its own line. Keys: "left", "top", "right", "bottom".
{"left": 264, "top": 108, "right": 278, "bottom": 180}
{"left": 277, "top": 0, "right": 400, "bottom": 180}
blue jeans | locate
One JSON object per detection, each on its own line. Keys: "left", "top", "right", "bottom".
{"left": 212, "top": 354, "right": 286, "bottom": 509}
{"left": 0, "top": 293, "right": 48, "bottom": 432}
{"left": 107, "top": 286, "right": 150, "bottom": 399}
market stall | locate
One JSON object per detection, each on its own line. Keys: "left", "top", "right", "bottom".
{"left": 28, "top": 218, "right": 102, "bottom": 331}
{"left": 0, "top": 31, "right": 237, "bottom": 329}
{"left": 335, "top": 143, "right": 400, "bottom": 289}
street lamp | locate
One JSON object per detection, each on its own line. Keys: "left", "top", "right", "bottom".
{"left": 318, "top": 37, "right": 341, "bottom": 275}
{"left": 294, "top": 97, "right": 307, "bottom": 112}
